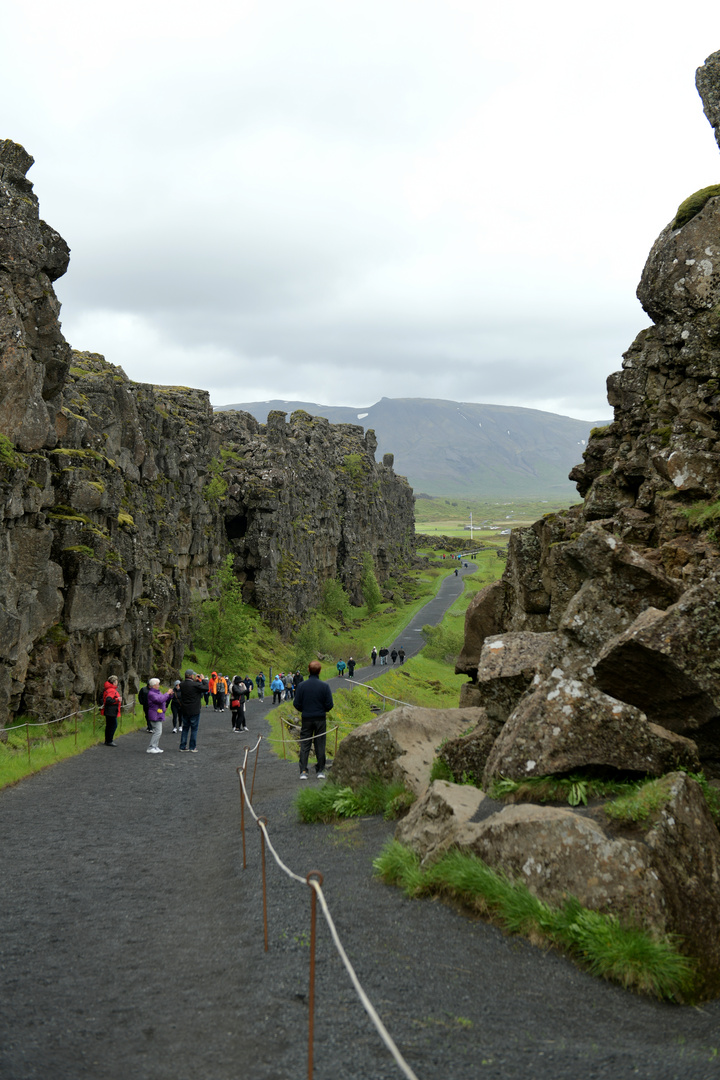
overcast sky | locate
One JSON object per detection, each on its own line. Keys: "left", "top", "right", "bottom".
{"left": 3, "top": 2, "right": 720, "bottom": 421}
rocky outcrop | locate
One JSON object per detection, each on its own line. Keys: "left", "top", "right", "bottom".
{"left": 0, "top": 139, "right": 414, "bottom": 728}
{"left": 398, "top": 773, "right": 720, "bottom": 996}
{"left": 434, "top": 52, "right": 720, "bottom": 991}
{"left": 330, "top": 705, "right": 485, "bottom": 795}
{"left": 455, "top": 52, "right": 720, "bottom": 786}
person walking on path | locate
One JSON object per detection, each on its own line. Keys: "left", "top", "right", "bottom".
{"left": 178, "top": 671, "right": 209, "bottom": 753}
{"left": 216, "top": 674, "right": 228, "bottom": 712}
{"left": 209, "top": 672, "right": 219, "bottom": 710}
{"left": 146, "top": 679, "right": 173, "bottom": 754}
{"left": 170, "top": 680, "right": 182, "bottom": 732}
{"left": 390, "top": 649, "right": 398, "bottom": 665}
{"left": 379, "top": 647, "right": 389, "bottom": 666}
{"left": 336, "top": 659, "right": 346, "bottom": 678}
{"left": 271, "top": 674, "right": 284, "bottom": 705}
{"left": 293, "top": 660, "right": 333, "bottom": 781}
{"left": 283, "top": 672, "right": 294, "bottom": 700}
{"left": 347, "top": 657, "right": 355, "bottom": 678}
{"left": 230, "top": 676, "right": 247, "bottom": 732}
{"left": 398, "top": 647, "right": 405, "bottom": 664}
{"left": 138, "top": 681, "right": 151, "bottom": 732}
{"left": 371, "top": 646, "right": 377, "bottom": 666}
{"left": 256, "top": 672, "right": 265, "bottom": 701}
{"left": 101, "top": 676, "right": 122, "bottom": 746}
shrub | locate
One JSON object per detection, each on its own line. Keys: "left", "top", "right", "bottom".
{"left": 296, "top": 777, "right": 412, "bottom": 823}
{"left": 320, "top": 578, "right": 352, "bottom": 621}
{"left": 360, "top": 553, "right": 382, "bottom": 614}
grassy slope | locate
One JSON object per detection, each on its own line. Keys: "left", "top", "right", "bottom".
{"left": 0, "top": 705, "right": 148, "bottom": 789}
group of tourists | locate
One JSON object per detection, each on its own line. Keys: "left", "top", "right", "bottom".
{"left": 207, "top": 671, "right": 265, "bottom": 713}
{"left": 270, "top": 671, "right": 303, "bottom": 704}
{"left": 370, "top": 645, "right": 405, "bottom": 666}
{"left": 101, "top": 670, "right": 211, "bottom": 754}
{"left": 100, "top": 658, "right": 335, "bottom": 783}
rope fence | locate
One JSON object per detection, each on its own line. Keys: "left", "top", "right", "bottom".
{"left": 236, "top": 741, "right": 421, "bottom": 1080}
{"left": 2, "top": 698, "right": 139, "bottom": 766}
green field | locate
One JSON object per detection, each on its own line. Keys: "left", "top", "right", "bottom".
{"left": 414, "top": 495, "right": 578, "bottom": 540}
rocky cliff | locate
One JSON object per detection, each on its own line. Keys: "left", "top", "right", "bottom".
{"left": 439, "top": 51, "right": 720, "bottom": 996}
{"left": 0, "top": 140, "right": 414, "bottom": 728}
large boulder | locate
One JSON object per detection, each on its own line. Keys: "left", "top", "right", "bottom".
{"left": 398, "top": 773, "right": 720, "bottom": 995}
{"left": 472, "top": 631, "right": 556, "bottom": 722}
{"left": 330, "top": 705, "right": 485, "bottom": 795}
{"left": 455, "top": 580, "right": 507, "bottom": 678}
{"left": 437, "top": 713, "right": 504, "bottom": 785}
{"left": 394, "top": 779, "right": 486, "bottom": 865}
{"left": 594, "top": 574, "right": 720, "bottom": 732}
{"left": 639, "top": 772, "right": 720, "bottom": 997}
{"left": 455, "top": 803, "right": 666, "bottom": 925}
{"left": 482, "top": 667, "right": 699, "bottom": 786}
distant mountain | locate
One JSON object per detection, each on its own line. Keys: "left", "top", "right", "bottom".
{"left": 214, "top": 397, "right": 610, "bottom": 497}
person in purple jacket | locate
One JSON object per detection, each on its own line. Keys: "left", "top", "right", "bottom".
{"left": 146, "top": 678, "right": 174, "bottom": 755}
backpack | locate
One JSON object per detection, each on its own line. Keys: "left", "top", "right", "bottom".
{"left": 138, "top": 685, "right": 149, "bottom": 707}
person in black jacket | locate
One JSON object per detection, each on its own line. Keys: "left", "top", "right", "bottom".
{"left": 293, "top": 660, "right": 333, "bottom": 780}
{"left": 178, "top": 670, "right": 209, "bottom": 753}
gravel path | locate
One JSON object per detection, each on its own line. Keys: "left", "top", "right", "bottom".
{"left": 2, "top": 572, "right": 720, "bottom": 1080}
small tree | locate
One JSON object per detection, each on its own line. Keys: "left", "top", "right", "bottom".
{"left": 290, "top": 613, "right": 334, "bottom": 670}
{"left": 192, "top": 555, "right": 251, "bottom": 672}
{"left": 320, "top": 577, "right": 352, "bottom": 622}
{"left": 361, "top": 553, "right": 382, "bottom": 614}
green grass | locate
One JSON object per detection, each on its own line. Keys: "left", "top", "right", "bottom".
{"left": 295, "top": 777, "right": 413, "bottom": 823}
{"left": 414, "top": 496, "right": 576, "bottom": 534}
{"left": 374, "top": 841, "right": 696, "bottom": 1001}
{"left": 0, "top": 706, "right": 147, "bottom": 790}
{"left": 603, "top": 772, "right": 720, "bottom": 827}
{"left": 604, "top": 776, "right": 674, "bottom": 823}
{"left": 678, "top": 498, "right": 720, "bottom": 531}
{"left": 490, "top": 773, "right": 641, "bottom": 808}
{"left": 369, "top": 654, "right": 467, "bottom": 709}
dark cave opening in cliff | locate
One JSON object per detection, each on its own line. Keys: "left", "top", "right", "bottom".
{"left": 225, "top": 512, "right": 248, "bottom": 541}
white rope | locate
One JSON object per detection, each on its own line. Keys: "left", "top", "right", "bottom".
{"left": 9, "top": 698, "right": 138, "bottom": 731}
{"left": 310, "top": 879, "right": 421, "bottom": 1080}
{"left": 343, "top": 680, "right": 414, "bottom": 709}
{"left": 236, "top": 748, "right": 423, "bottom": 1080}
{"left": 257, "top": 819, "right": 308, "bottom": 886}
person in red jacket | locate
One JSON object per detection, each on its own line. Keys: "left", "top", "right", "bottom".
{"left": 101, "top": 676, "right": 122, "bottom": 746}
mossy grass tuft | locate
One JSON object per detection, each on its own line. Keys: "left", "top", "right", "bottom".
{"left": 604, "top": 771, "right": 720, "bottom": 828}
{"left": 373, "top": 841, "right": 696, "bottom": 1001}
{"left": 296, "top": 777, "right": 413, "bottom": 823}
{"left": 604, "top": 776, "right": 673, "bottom": 823}
{"left": 672, "top": 184, "right": 720, "bottom": 230}
{"left": 678, "top": 497, "right": 720, "bottom": 531}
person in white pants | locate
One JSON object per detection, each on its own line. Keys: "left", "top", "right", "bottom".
{"left": 146, "top": 678, "right": 173, "bottom": 754}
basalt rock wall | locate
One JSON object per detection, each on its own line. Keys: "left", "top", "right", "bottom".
{"left": 0, "top": 139, "right": 414, "bottom": 728}
{"left": 456, "top": 51, "right": 720, "bottom": 784}
{"left": 444, "top": 52, "right": 720, "bottom": 993}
